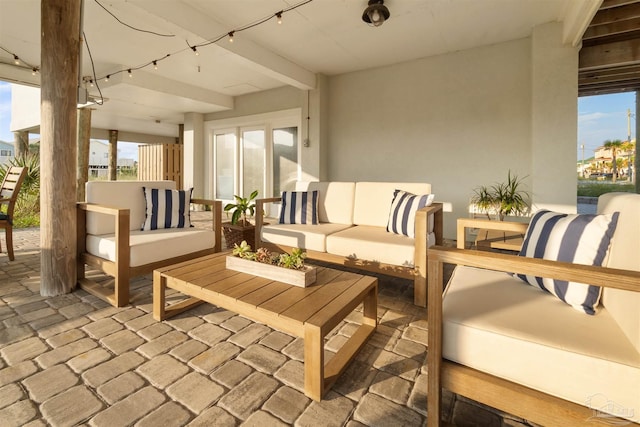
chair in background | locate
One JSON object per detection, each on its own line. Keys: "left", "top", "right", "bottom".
{"left": 0, "top": 166, "right": 27, "bottom": 261}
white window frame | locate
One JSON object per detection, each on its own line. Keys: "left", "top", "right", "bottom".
{"left": 205, "top": 108, "right": 302, "bottom": 202}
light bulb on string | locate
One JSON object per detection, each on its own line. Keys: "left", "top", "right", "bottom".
{"left": 228, "top": 31, "right": 234, "bottom": 43}
{"left": 13, "top": 55, "right": 19, "bottom": 65}
{"left": 31, "top": 68, "right": 37, "bottom": 75}
{"left": 276, "top": 12, "right": 282, "bottom": 24}
{"left": 191, "top": 46, "right": 199, "bottom": 56}
{"left": 153, "top": 60, "right": 158, "bottom": 70}
{"left": 128, "top": 69, "right": 132, "bottom": 78}
{"left": 105, "top": 75, "right": 110, "bottom": 82}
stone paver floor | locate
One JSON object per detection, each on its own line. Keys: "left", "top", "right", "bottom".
{"left": 0, "top": 222, "right": 536, "bottom": 427}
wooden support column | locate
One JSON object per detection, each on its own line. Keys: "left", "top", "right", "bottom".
{"left": 40, "top": 0, "right": 80, "bottom": 297}
{"left": 77, "top": 107, "right": 91, "bottom": 201}
{"left": 13, "top": 131, "right": 29, "bottom": 159}
{"left": 108, "top": 129, "right": 118, "bottom": 181}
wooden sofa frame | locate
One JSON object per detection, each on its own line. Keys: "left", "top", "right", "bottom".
{"left": 255, "top": 197, "right": 443, "bottom": 307}
{"left": 426, "top": 218, "right": 640, "bottom": 426}
{"left": 76, "top": 198, "right": 222, "bottom": 307}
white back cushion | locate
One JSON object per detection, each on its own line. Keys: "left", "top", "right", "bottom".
{"left": 295, "top": 182, "right": 355, "bottom": 225}
{"left": 86, "top": 180, "right": 176, "bottom": 235}
{"left": 353, "top": 182, "right": 431, "bottom": 228}
{"left": 598, "top": 192, "right": 640, "bottom": 353}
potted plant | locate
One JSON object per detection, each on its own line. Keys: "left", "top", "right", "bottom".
{"left": 471, "top": 171, "right": 530, "bottom": 221}
{"left": 222, "top": 190, "right": 258, "bottom": 249}
{"left": 227, "top": 241, "right": 316, "bottom": 287}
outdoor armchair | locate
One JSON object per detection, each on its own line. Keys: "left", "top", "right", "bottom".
{"left": 0, "top": 166, "right": 27, "bottom": 261}
{"left": 427, "top": 192, "right": 640, "bottom": 426}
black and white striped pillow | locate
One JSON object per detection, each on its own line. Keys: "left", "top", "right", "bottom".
{"left": 279, "top": 191, "right": 319, "bottom": 225}
{"left": 516, "top": 210, "right": 619, "bottom": 315}
{"left": 386, "top": 190, "right": 435, "bottom": 238}
{"left": 141, "top": 187, "right": 192, "bottom": 231}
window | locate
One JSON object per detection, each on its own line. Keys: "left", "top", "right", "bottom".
{"left": 0, "top": 150, "right": 11, "bottom": 156}
{"left": 206, "top": 109, "right": 301, "bottom": 202}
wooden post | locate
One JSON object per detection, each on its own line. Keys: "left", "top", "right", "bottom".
{"left": 40, "top": 0, "right": 80, "bottom": 296}
{"left": 13, "top": 131, "right": 29, "bottom": 159}
{"left": 108, "top": 129, "right": 118, "bottom": 181}
{"left": 77, "top": 107, "right": 91, "bottom": 201}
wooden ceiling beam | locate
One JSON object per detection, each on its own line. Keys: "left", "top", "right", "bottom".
{"left": 588, "top": 2, "right": 640, "bottom": 26}
{"left": 579, "top": 1, "right": 640, "bottom": 95}
{"left": 579, "top": 72, "right": 640, "bottom": 86}
{"left": 582, "top": 17, "right": 640, "bottom": 41}
{"left": 579, "top": 38, "right": 640, "bottom": 70}
{"left": 600, "top": 0, "right": 640, "bottom": 10}
{"left": 579, "top": 82, "right": 640, "bottom": 96}
{"left": 579, "top": 63, "right": 640, "bottom": 78}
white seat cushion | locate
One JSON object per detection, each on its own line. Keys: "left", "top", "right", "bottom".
{"left": 443, "top": 265, "right": 640, "bottom": 423}
{"left": 260, "top": 222, "right": 353, "bottom": 252}
{"left": 86, "top": 228, "right": 215, "bottom": 267}
{"left": 326, "top": 225, "right": 436, "bottom": 267}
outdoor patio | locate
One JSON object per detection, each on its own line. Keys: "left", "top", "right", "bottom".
{"left": 0, "top": 213, "right": 534, "bottom": 427}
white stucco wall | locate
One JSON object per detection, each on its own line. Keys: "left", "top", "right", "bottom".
{"left": 531, "top": 22, "right": 578, "bottom": 214}
{"left": 325, "top": 22, "right": 577, "bottom": 238}
{"left": 327, "top": 38, "right": 532, "bottom": 237}
{"left": 10, "top": 84, "right": 40, "bottom": 132}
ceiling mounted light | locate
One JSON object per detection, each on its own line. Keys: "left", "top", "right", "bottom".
{"left": 362, "top": 0, "right": 390, "bottom": 27}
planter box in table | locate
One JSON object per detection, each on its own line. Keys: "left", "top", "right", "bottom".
{"left": 226, "top": 256, "right": 316, "bottom": 287}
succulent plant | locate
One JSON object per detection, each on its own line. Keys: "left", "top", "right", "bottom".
{"left": 255, "top": 247, "right": 272, "bottom": 264}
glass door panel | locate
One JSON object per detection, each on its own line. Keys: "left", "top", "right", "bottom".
{"left": 241, "top": 129, "right": 265, "bottom": 199}
{"left": 273, "top": 127, "right": 298, "bottom": 195}
{"left": 214, "top": 132, "right": 235, "bottom": 200}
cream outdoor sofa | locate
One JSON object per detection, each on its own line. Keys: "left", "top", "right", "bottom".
{"left": 77, "top": 180, "right": 221, "bottom": 307}
{"left": 255, "top": 181, "right": 443, "bottom": 307}
{"left": 427, "top": 192, "right": 640, "bottom": 426}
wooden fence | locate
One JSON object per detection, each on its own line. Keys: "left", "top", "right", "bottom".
{"left": 138, "top": 143, "right": 183, "bottom": 188}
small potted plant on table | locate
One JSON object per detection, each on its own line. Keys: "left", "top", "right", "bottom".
{"left": 222, "top": 190, "right": 258, "bottom": 249}
{"left": 470, "top": 171, "right": 530, "bottom": 251}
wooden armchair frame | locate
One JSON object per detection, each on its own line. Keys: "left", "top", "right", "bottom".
{"left": 0, "top": 166, "right": 27, "bottom": 261}
{"left": 427, "top": 218, "right": 640, "bottom": 426}
{"left": 76, "top": 198, "right": 222, "bottom": 307}
{"left": 255, "top": 197, "right": 443, "bottom": 307}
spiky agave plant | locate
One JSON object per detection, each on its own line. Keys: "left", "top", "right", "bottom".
{"left": 491, "top": 170, "right": 529, "bottom": 221}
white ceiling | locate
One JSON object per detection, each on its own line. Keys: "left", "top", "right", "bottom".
{"left": 0, "top": 0, "right": 598, "bottom": 139}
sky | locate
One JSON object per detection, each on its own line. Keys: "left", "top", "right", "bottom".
{"left": 578, "top": 91, "right": 636, "bottom": 160}
{"left": 0, "top": 80, "right": 636, "bottom": 162}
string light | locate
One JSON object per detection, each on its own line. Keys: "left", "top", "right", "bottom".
{"left": 31, "top": 68, "right": 37, "bottom": 75}
{"left": 1, "top": 0, "right": 314, "bottom": 85}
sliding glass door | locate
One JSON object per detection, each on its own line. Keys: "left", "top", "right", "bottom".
{"left": 209, "top": 112, "right": 301, "bottom": 203}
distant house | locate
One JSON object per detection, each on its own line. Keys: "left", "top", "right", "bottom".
{"left": 89, "top": 140, "right": 136, "bottom": 178}
{"left": 0, "top": 141, "right": 14, "bottom": 166}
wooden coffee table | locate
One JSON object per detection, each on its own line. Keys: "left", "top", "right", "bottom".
{"left": 152, "top": 252, "right": 378, "bottom": 401}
